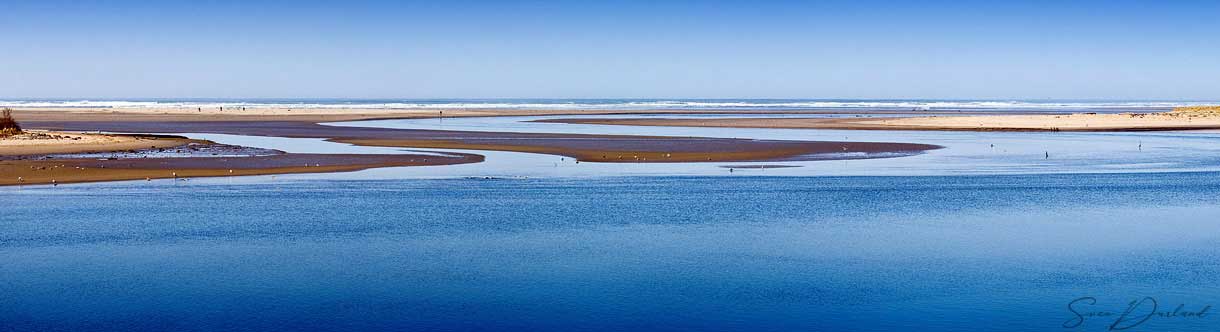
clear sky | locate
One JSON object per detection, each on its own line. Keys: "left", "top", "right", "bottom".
{"left": 2, "top": 0, "right": 1218, "bottom": 99}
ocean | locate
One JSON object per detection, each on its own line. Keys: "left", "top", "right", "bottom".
{"left": 2, "top": 98, "right": 1216, "bottom": 111}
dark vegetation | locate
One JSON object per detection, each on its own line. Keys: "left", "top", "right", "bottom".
{"left": 0, "top": 108, "right": 21, "bottom": 137}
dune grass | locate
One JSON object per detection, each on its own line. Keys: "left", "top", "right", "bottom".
{"left": 0, "top": 108, "right": 21, "bottom": 137}
{"left": 1173, "top": 106, "right": 1220, "bottom": 113}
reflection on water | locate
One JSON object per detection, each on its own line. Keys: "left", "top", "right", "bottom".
{"left": 3, "top": 174, "right": 1220, "bottom": 331}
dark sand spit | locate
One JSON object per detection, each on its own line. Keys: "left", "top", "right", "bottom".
{"left": 1, "top": 146, "right": 481, "bottom": 187}
{"left": 5, "top": 115, "right": 940, "bottom": 185}
{"left": 28, "top": 120, "right": 941, "bottom": 163}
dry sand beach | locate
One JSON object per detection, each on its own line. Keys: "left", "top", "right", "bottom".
{"left": 0, "top": 130, "right": 192, "bottom": 156}
{"left": 539, "top": 106, "right": 1220, "bottom": 132}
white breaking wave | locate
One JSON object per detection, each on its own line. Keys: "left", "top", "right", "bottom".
{"left": 0, "top": 99, "right": 1212, "bottom": 110}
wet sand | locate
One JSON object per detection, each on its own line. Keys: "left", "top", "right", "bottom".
{"left": 537, "top": 111, "right": 1220, "bottom": 132}
{"left": 1, "top": 152, "right": 482, "bottom": 186}
{"left": 28, "top": 120, "right": 941, "bottom": 163}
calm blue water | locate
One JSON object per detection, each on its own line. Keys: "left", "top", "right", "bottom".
{"left": 3, "top": 173, "right": 1220, "bottom": 331}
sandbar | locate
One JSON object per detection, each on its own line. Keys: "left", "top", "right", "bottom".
{"left": 1, "top": 150, "right": 482, "bottom": 186}
{"left": 27, "top": 120, "right": 941, "bottom": 163}
{"left": 0, "top": 131, "right": 193, "bottom": 156}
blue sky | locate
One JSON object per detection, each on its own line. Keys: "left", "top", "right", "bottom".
{"left": 2, "top": 0, "right": 1218, "bottom": 99}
